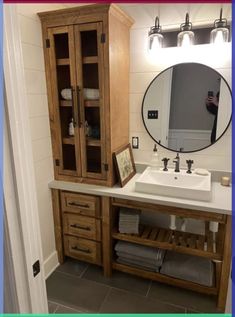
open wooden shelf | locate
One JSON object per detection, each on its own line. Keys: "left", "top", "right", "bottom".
{"left": 112, "top": 224, "right": 222, "bottom": 261}
{"left": 84, "top": 100, "right": 99, "bottom": 108}
{"left": 60, "top": 100, "right": 72, "bottom": 107}
{"left": 86, "top": 137, "right": 101, "bottom": 147}
{"left": 112, "top": 262, "right": 218, "bottom": 296}
{"left": 57, "top": 58, "right": 70, "bottom": 66}
{"left": 63, "top": 137, "right": 75, "bottom": 145}
{"left": 83, "top": 56, "right": 98, "bottom": 64}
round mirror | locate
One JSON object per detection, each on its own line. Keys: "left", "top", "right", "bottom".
{"left": 142, "top": 63, "right": 232, "bottom": 153}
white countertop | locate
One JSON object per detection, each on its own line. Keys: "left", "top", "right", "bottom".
{"left": 49, "top": 173, "right": 232, "bottom": 215}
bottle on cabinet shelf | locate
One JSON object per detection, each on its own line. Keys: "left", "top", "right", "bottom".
{"left": 68, "top": 118, "right": 74, "bottom": 136}
{"left": 85, "top": 120, "right": 92, "bottom": 137}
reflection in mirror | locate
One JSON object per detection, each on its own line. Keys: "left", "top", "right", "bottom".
{"left": 142, "top": 63, "right": 232, "bottom": 153}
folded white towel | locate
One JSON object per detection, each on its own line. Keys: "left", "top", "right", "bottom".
{"left": 160, "top": 251, "right": 214, "bottom": 287}
{"left": 61, "top": 88, "right": 72, "bottom": 100}
{"left": 116, "top": 251, "right": 164, "bottom": 266}
{"left": 117, "top": 257, "right": 159, "bottom": 272}
{"left": 118, "top": 208, "right": 140, "bottom": 234}
{"left": 83, "top": 88, "right": 99, "bottom": 100}
{"left": 115, "top": 241, "right": 165, "bottom": 263}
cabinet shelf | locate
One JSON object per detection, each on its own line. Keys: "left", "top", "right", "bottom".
{"left": 112, "top": 262, "right": 218, "bottom": 296}
{"left": 84, "top": 100, "right": 99, "bottom": 108}
{"left": 83, "top": 56, "right": 98, "bottom": 64}
{"left": 63, "top": 137, "right": 75, "bottom": 145}
{"left": 57, "top": 58, "right": 70, "bottom": 66}
{"left": 112, "top": 224, "right": 222, "bottom": 261}
{"left": 86, "top": 137, "right": 101, "bottom": 147}
{"left": 60, "top": 100, "right": 72, "bottom": 107}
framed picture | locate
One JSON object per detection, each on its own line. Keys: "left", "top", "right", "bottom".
{"left": 113, "top": 144, "right": 136, "bottom": 187}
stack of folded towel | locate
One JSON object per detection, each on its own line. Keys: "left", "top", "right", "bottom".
{"left": 115, "top": 241, "right": 166, "bottom": 272}
{"left": 118, "top": 208, "right": 140, "bottom": 234}
{"left": 160, "top": 251, "right": 214, "bottom": 286}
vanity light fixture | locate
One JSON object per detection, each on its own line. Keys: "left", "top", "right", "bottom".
{"left": 177, "top": 13, "right": 195, "bottom": 47}
{"left": 210, "top": 8, "right": 229, "bottom": 44}
{"left": 148, "top": 16, "right": 164, "bottom": 51}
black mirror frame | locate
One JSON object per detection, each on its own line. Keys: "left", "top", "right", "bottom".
{"left": 141, "top": 62, "right": 233, "bottom": 154}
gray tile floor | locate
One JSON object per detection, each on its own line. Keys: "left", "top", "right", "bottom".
{"left": 46, "top": 258, "right": 219, "bottom": 314}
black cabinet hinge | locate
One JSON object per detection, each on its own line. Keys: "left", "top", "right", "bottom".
{"left": 101, "top": 33, "right": 106, "bottom": 43}
{"left": 104, "top": 163, "right": 109, "bottom": 171}
{"left": 55, "top": 159, "right": 60, "bottom": 166}
{"left": 46, "top": 39, "right": 50, "bottom": 48}
{"left": 33, "top": 260, "right": 40, "bottom": 277}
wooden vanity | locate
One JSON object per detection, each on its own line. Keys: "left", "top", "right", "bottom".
{"left": 50, "top": 179, "right": 231, "bottom": 313}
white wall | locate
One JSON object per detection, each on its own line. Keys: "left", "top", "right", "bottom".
{"left": 120, "top": 3, "right": 232, "bottom": 172}
{"left": 15, "top": 4, "right": 67, "bottom": 277}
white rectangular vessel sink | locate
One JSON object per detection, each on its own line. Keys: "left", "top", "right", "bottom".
{"left": 135, "top": 167, "right": 211, "bottom": 201}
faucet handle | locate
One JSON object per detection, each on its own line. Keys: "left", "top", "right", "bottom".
{"left": 162, "top": 158, "right": 170, "bottom": 171}
{"left": 186, "top": 159, "right": 194, "bottom": 174}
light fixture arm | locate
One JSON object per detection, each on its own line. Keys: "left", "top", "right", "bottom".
{"left": 149, "top": 16, "right": 162, "bottom": 36}
{"left": 155, "top": 16, "right": 160, "bottom": 28}
{"left": 219, "top": 8, "right": 223, "bottom": 21}
{"left": 214, "top": 8, "right": 228, "bottom": 28}
{"left": 180, "top": 12, "right": 193, "bottom": 32}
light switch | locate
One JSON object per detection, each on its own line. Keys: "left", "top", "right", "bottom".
{"left": 148, "top": 110, "right": 158, "bottom": 119}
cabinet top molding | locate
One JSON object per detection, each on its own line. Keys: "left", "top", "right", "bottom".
{"left": 38, "top": 3, "right": 134, "bottom": 28}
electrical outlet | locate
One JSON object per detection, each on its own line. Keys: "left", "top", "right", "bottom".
{"left": 132, "top": 137, "right": 139, "bottom": 149}
{"left": 148, "top": 110, "right": 158, "bottom": 119}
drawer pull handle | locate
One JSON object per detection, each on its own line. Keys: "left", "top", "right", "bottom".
{"left": 70, "top": 224, "right": 91, "bottom": 231}
{"left": 71, "top": 246, "right": 91, "bottom": 254}
{"left": 69, "top": 202, "right": 89, "bottom": 208}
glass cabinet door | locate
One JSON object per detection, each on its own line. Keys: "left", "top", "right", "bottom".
{"left": 48, "top": 26, "right": 82, "bottom": 177}
{"left": 74, "top": 22, "right": 107, "bottom": 180}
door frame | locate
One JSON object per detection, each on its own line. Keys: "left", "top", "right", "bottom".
{"left": 4, "top": 5, "right": 48, "bottom": 313}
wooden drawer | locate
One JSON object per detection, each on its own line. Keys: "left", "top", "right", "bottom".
{"left": 61, "top": 191, "right": 100, "bottom": 218}
{"left": 64, "top": 235, "right": 101, "bottom": 265}
{"left": 63, "top": 213, "right": 101, "bottom": 241}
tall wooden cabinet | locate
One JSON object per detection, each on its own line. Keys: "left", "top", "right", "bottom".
{"left": 38, "top": 4, "right": 134, "bottom": 186}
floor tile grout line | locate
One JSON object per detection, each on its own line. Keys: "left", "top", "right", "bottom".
{"left": 105, "top": 285, "right": 187, "bottom": 313}
{"left": 97, "top": 287, "right": 113, "bottom": 313}
{"left": 55, "top": 269, "right": 84, "bottom": 280}
{"left": 52, "top": 302, "right": 88, "bottom": 313}
{"left": 48, "top": 299, "right": 90, "bottom": 314}
{"left": 53, "top": 304, "right": 60, "bottom": 314}
{"left": 79, "top": 264, "right": 90, "bottom": 278}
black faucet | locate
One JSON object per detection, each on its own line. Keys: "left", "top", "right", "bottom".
{"left": 186, "top": 160, "right": 194, "bottom": 173}
{"left": 173, "top": 153, "right": 180, "bottom": 172}
{"left": 162, "top": 158, "right": 170, "bottom": 171}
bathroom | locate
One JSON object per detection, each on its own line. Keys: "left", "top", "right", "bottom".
{"left": 4, "top": 2, "right": 232, "bottom": 315}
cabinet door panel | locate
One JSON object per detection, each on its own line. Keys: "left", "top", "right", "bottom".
{"left": 74, "top": 22, "right": 107, "bottom": 180}
{"left": 47, "top": 26, "right": 82, "bottom": 177}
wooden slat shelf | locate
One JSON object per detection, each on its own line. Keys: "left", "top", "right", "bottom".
{"left": 112, "top": 262, "right": 218, "bottom": 296}
{"left": 57, "top": 58, "right": 70, "bottom": 66}
{"left": 63, "top": 137, "right": 75, "bottom": 145}
{"left": 83, "top": 56, "right": 98, "bottom": 64}
{"left": 112, "top": 224, "right": 222, "bottom": 261}
{"left": 86, "top": 138, "right": 101, "bottom": 147}
{"left": 84, "top": 100, "right": 99, "bottom": 107}
{"left": 60, "top": 100, "right": 72, "bottom": 107}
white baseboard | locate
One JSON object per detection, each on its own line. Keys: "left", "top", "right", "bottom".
{"left": 43, "top": 251, "right": 59, "bottom": 280}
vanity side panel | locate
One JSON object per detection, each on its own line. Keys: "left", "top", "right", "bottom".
{"left": 51, "top": 189, "right": 64, "bottom": 264}
{"left": 108, "top": 8, "right": 133, "bottom": 184}
{"left": 217, "top": 215, "right": 232, "bottom": 311}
